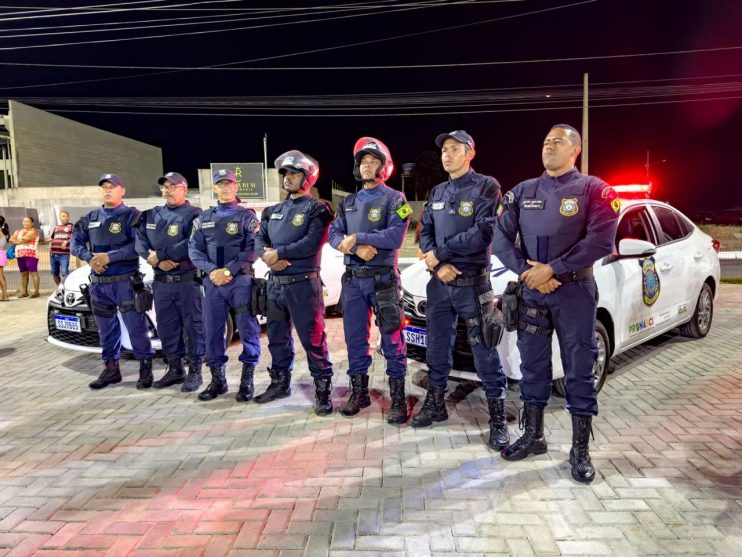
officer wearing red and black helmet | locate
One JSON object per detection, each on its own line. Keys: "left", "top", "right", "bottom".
{"left": 253, "top": 150, "right": 335, "bottom": 416}
{"left": 328, "top": 137, "right": 412, "bottom": 424}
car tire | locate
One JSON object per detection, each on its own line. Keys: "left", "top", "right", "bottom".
{"left": 225, "top": 313, "right": 235, "bottom": 342}
{"left": 553, "top": 320, "right": 610, "bottom": 397}
{"left": 679, "top": 283, "right": 713, "bottom": 339}
{"left": 330, "top": 296, "right": 343, "bottom": 317}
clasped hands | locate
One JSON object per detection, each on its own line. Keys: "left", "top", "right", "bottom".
{"left": 520, "top": 259, "right": 561, "bottom": 294}
{"left": 338, "top": 234, "right": 377, "bottom": 261}
{"left": 423, "top": 250, "right": 461, "bottom": 283}
{"left": 147, "top": 250, "right": 179, "bottom": 272}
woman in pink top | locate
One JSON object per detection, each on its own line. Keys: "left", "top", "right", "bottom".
{"left": 9, "top": 216, "right": 40, "bottom": 298}
{"left": 0, "top": 216, "right": 9, "bottom": 301}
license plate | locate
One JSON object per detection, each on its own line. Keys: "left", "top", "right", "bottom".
{"left": 403, "top": 326, "right": 428, "bottom": 347}
{"left": 55, "top": 315, "right": 81, "bottom": 333}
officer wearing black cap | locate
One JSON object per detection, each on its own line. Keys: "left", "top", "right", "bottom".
{"left": 328, "top": 137, "right": 412, "bottom": 424}
{"left": 71, "top": 173, "right": 156, "bottom": 390}
{"left": 188, "top": 169, "right": 261, "bottom": 403}
{"left": 492, "top": 124, "right": 620, "bottom": 483}
{"left": 414, "top": 131, "right": 509, "bottom": 449}
{"left": 253, "top": 150, "right": 335, "bottom": 415}
{"left": 135, "top": 172, "right": 205, "bottom": 392}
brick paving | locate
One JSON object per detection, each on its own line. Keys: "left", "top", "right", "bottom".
{"left": 0, "top": 285, "right": 740, "bottom": 556}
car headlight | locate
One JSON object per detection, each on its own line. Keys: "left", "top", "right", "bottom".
{"left": 53, "top": 286, "right": 64, "bottom": 302}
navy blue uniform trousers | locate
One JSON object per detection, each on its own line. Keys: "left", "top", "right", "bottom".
{"left": 90, "top": 281, "right": 155, "bottom": 362}
{"left": 202, "top": 274, "right": 260, "bottom": 367}
{"left": 267, "top": 276, "right": 332, "bottom": 378}
{"left": 152, "top": 279, "right": 205, "bottom": 361}
{"left": 425, "top": 277, "right": 507, "bottom": 399}
{"left": 518, "top": 277, "right": 599, "bottom": 416}
{"left": 342, "top": 271, "right": 406, "bottom": 378}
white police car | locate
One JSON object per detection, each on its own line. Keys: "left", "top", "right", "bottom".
{"left": 47, "top": 244, "right": 346, "bottom": 354}
{"left": 400, "top": 193, "right": 721, "bottom": 394}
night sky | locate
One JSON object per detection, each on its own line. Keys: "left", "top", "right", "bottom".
{"left": 1, "top": 0, "right": 740, "bottom": 215}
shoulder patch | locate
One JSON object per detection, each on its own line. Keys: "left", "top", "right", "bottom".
{"left": 395, "top": 202, "right": 412, "bottom": 220}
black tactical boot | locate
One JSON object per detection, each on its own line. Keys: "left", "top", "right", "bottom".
{"left": 339, "top": 375, "right": 371, "bottom": 417}
{"left": 153, "top": 357, "right": 185, "bottom": 389}
{"left": 254, "top": 368, "right": 291, "bottom": 404}
{"left": 500, "top": 404, "right": 548, "bottom": 461}
{"left": 198, "top": 364, "right": 228, "bottom": 401}
{"left": 387, "top": 376, "right": 408, "bottom": 425}
{"left": 569, "top": 414, "right": 596, "bottom": 483}
{"left": 313, "top": 376, "right": 333, "bottom": 416}
{"left": 136, "top": 359, "right": 153, "bottom": 390}
{"left": 181, "top": 359, "right": 203, "bottom": 392}
{"left": 89, "top": 360, "right": 122, "bottom": 390}
{"left": 410, "top": 385, "right": 448, "bottom": 427}
{"left": 487, "top": 397, "right": 510, "bottom": 450}
{"left": 235, "top": 364, "right": 255, "bottom": 403}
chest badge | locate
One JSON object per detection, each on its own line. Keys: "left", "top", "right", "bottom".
{"left": 291, "top": 213, "right": 305, "bottom": 227}
{"left": 166, "top": 224, "right": 179, "bottom": 236}
{"left": 108, "top": 222, "right": 122, "bottom": 234}
{"left": 640, "top": 257, "right": 661, "bottom": 306}
{"left": 457, "top": 201, "right": 474, "bottom": 217}
{"left": 226, "top": 222, "right": 239, "bottom": 235}
{"left": 368, "top": 208, "right": 382, "bottom": 222}
{"left": 559, "top": 198, "right": 579, "bottom": 217}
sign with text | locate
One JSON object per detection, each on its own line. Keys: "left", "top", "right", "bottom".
{"left": 210, "top": 162, "right": 265, "bottom": 199}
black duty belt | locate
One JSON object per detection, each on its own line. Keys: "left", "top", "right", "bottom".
{"left": 90, "top": 272, "right": 136, "bottom": 284}
{"left": 555, "top": 266, "right": 593, "bottom": 283}
{"left": 154, "top": 272, "right": 198, "bottom": 283}
{"left": 270, "top": 271, "right": 319, "bottom": 285}
{"left": 449, "top": 272, "right": 489, "bottom": 287}
{"left": 348, "top": 266, "right": 393, "bottom": 278}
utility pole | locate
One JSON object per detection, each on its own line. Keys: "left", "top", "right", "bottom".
{"left": 263, "top": 133, "right": 269, "bottom": 196}
{"left": 581, "top": 72, "right": 589, "bottom": 174}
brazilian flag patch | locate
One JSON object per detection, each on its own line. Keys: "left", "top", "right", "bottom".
{"left": 396, "top": 202, "right": 413, "bottom": 220}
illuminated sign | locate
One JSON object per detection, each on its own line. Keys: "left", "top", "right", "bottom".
{"left": 210, "top": 163, "right": 265, "bottom": 199}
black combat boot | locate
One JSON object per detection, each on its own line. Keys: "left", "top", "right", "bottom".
{"left": 254, "top": 368, "right": 291, "bottom": 404}
{"left": 487, "top": 397, "right": 510, "bottom": 450}
{"left": 339, "top": 375, "right": 371, "bottom": 417}
{"left": 569, "top": 414, "right": 596, "bottom": 483}
{"left": 387, "top": 376, "right": 408, "bottom": 425}
{"left": 89, "top": 360, "right": 122, "bottom": 390}
{"left": 410, "top": 385, "right": 448, "bottom": 428}
{"left": 181, "top": 359, "right": 203, "bottom": 392}
{"left": 313, "top": 376, "right": 333, "bottom": 416}
{"left": 235, "top": 364, "right": 255, "bottom": 403}
{"left": 153, "top": 357, "right": 185, "bottom": 389}
{"left": 500, "top": 404, "right": 548, "bottom": 461}
{"left": 198, "top": 364, "right": 228, "bottom": 401}
{"left": 136, "top": 359, "right": 153, "bottom": 390}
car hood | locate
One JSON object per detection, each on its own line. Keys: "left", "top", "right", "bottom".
{"left": 400, "top": 256, "right": 519, "bottom": 297}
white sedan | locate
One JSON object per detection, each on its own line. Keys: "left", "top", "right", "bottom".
{"left": 400, "top": 198, "right": 721, "bottom": 393}
{"left": 47, "top": 244, "right": 345, "bottom": 354}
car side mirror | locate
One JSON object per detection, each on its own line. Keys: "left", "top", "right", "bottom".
{"left": 617, "top": 238, "right": 657, "bottom": 258}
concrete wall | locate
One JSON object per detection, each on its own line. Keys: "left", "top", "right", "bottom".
{"left": 7, "top": 100, "right": 162, "bottom": 197}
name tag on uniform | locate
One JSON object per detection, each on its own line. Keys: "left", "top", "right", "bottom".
{"left": 431, "top": 202, "right": 445, "bottom": 210}
{"left": 201, "top": 221, "right": 215, "bottom": 229}
{"left": 146, "top": 223, "right": 157, "bottom": 229}
{"left": 522, "top": 200, "right": 545, "bottom": 209}
{"left": 88, "top": 221, "right": 101, "bottom": 228}
{"left": 270, "top": 213, "right": 284, "bottom": 220}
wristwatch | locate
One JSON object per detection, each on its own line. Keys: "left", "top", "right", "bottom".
{"left": 222, "top": 268, "right": 231, "bottom": 277}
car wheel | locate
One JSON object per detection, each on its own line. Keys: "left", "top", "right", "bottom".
{"left": 553, "top": 320, "right": 610, "bottom": 397}
{"left": 225, "top": 313, "right": 235, "bottom": 342}
{"left": 679, "top": 283, "right": 713, "bottom": 339}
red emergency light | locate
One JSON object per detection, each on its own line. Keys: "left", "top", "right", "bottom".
{"left": 613, "top": 183, "right": 652, "bottom": 199}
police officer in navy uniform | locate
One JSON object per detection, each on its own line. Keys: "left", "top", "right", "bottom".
{"left": 71, "top": 173, "right": 156, "bottom": 390}
{"left": 254, "top": 150, "right": 335, "bottom": 415}
{"left": 136, "top": 172, "right": 205, "bottom": 392}
{"left": 415, "top": 131, "right": 509, "bottom": 449}
{"left": 328, "top": 137, "right": 411, "bottom": 424}
{"left": 492, "top": 124, "right": 620, "bottom": 483}
{"left": 188, "top": 169, "right": 261, "bottom": 403}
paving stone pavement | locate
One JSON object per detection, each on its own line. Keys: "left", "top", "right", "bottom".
{"left": 0, "top": 285, "right": 740, "bottom": 556}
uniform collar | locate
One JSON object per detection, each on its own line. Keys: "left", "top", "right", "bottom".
{"left": 166, "top": 200, "right": 190, "bottom": 210}
{"left": 217, "top": 200, "right": 239, "bottom": 208}
{"left": 541, "top": 167, "right": 580, "bottom": 185}
{"left": 101, "top": 203, "right": 126, "bottom": 214}
{"left": 448, "top": 168, "right": 475, "bottom": 188}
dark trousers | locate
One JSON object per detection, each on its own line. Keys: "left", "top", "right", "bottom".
{"left": 152, "top": 279, "right": 205, "bottom": 361}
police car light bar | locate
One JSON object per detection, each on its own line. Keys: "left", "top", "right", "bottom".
{"left": 613, "top": 183, "right": 652, "bottom": 195}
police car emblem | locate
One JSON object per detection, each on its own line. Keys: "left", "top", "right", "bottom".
{"left": 108, "top": 222, "right": 122, "bottom": 234}
{"left": 559, "top": 198, "right": 579, "bottom": 216}
{"left": 457, "top": 201, "right": 474, "bottom": 217}
{"left": 226, "top": 222, "right": 239, "bottom": 235}
{"left": 167, "top": 224, "right": 179, "bottom": 237}
{"left": 291, "top": 213, "right": 305, "bottom": 226}
{"left": 368, "top": 208, "right": 382, "bottom": 222}
{"left": 640, "top": 256, "right": 661, "bottom": 306}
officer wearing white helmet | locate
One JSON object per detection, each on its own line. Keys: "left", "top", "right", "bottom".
{"left": 254, "top": 150, "right": 335, "bottom": 415}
